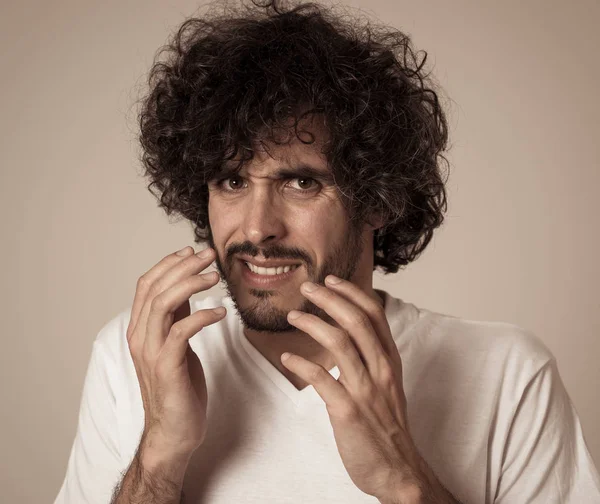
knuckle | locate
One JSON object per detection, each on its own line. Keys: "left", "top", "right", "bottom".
{"left": 348, "top": 311, "right": 371, "bottom": 329}
{"left": 309, "top": 365, "right": 329, "bottom": 383}
{"left": 136, "top": 274, "right": 150, "bottom": 292}
{"left": 321, "top": 288, "right": 335, "bottom": 300}
{"left": 330, "top": 330, "right": 353, "bottom": 353}
{"left": 169, "top": 321, "right": 185, "bottom": 340}
{"left": 377, "top": 360, "right": 396, "bottom": 387}
{"left": 150, "top": 293, "right": 168, "bottom": 312}
{"left": 148, "top": 278, "right": 165, "bottom": 298}
{"left": 183, "top": 253, "right": 205, "bottom": 269}
{"left": 181, "top": 275, "right": 206, "bottom": 294}
{"left": 177, "top": 276, "right": 195, "bottom": 292}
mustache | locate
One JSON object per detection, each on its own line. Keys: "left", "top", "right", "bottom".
{"left": 226, "top": 242, "right": 311, "bottom": 264}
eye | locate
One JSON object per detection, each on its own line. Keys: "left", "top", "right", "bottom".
{"left": 288, "top": 177, "right": 318, "bottom": 191}
{"left": 214, "top": 175, "right": 320, "bottom": 193}
{"left": 217, "top": 175, "right": 245, "bottom": 191}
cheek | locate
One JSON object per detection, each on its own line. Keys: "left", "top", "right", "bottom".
{"left": 295, "top": 215, "right": 333, "bottom": 239}
{"left": 290, "top": 203, "right": 343, "bottom": 255}
{"left": 208, "top": 200, "right": 235, "bottom": 237}
{"left": 300, "top": 193, "right": 344, "bottom": 233}
{"left": 207, "top": 198, "right": 215, "bottom": 229}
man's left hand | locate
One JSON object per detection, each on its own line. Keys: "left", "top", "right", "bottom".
{"left": 282, "top": 275, "right": 449, "bottom": 504}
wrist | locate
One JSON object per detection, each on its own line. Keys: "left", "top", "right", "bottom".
{"left": 379, "top": 484, "right": 422, "bottom": 504}
{"left": 138, "top": 433, "right": 195, "bottom": 486}
{"left": 378, "top": 456, "right": 444, "bottom": 504}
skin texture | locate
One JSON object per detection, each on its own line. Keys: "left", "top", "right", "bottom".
{"left": 280, "top": 276, "right": 460, "bottom": 503}
{"left": 127, "top": 2, "right": 453, "bottom": 498}
{"left": 113, "top": 247, "right": 227, "bottom": 503}
{"left": 204, "top": 116, "right": 461, "bottom": 502}
{"left": 206, "top": 115, "right": 384, "bottom": 391}
{"left": 116, "top": 115, "right": 460, "bottom": 503}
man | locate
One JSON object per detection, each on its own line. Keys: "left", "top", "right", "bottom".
{"left": 54, "top": 1, "right": 600, "bottom": 503}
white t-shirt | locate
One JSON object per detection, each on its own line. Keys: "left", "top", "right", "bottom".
{"left": 54, "top": 290, "right": 600, "bottom": 503}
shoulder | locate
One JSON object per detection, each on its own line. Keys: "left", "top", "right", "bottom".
{"left": 396, "top": 305, "right": 561, "bottom": 437}
{"left": 433, "top": 310, "right": 551, "bottom": 358}
{"left": 380, "top": 288, "right": 556, "bottom": 389}
{"left": 442, "top": 311, "right": 550, "bottom": 359}
{"left": 412, "top": 306, "right": 555, "bottom": 385}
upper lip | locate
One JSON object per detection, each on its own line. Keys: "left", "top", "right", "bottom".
{"left": 238, "top": 256, "right": 302, "bottom": 268}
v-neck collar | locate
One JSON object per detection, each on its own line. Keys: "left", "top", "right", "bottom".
{"left": 232, "top": 288, "right": 416, "bottom": 408}
{"left": 237, "top": 322, "right": 338, "bottom": 407}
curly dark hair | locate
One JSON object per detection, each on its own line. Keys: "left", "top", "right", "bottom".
{"left": 137, "top": 0, "right": 450, "bottom": 274}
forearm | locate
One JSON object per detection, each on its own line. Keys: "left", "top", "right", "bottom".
{"left": 413, "top": 480, "right": 462, "bottom": 504}
{"left": 379, "top": 459, "right": 463, "bottom": 504}
{"left": 110, "top": 436, "right": 192, "bottom": 504}
{"left": 379, "top": 481, "right": 462, "bottom": 504}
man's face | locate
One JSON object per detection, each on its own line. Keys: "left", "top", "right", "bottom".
{"left": 206, "top": 118, "right": 370, "bottom": 333}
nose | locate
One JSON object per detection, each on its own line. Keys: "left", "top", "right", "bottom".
{"left": 241, "top": 186, "right": 286, "bottom": 245}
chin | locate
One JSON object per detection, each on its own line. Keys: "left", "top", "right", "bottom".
{"left": 236, "top": 299, "right": 298, "bottom": 333}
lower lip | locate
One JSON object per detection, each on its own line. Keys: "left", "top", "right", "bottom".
{"left": 240, "top": 260, "right": 301, "bottom": 287}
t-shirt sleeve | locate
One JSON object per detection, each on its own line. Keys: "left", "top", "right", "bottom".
{"left": 53, "top": 339, "right": 126, "bottom": 504}
{"left": 494, "top": 358, "right": 600, "bottom": 503}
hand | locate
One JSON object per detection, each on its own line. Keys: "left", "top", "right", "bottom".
{"left": 126, "top": 246, "right": 226, "bottom": 457}
{"left": 281, "top": 276, "right": 427, "bottom": 502}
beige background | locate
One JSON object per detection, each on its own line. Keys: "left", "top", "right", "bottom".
{"left": 1, "top": 0, "right": 598, "bottom": 502}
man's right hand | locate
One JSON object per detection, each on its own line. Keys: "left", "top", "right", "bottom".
{"left": 126, "top": 246, "right": 225, "bottom": 460}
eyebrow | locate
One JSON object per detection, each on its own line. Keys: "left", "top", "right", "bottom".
{"left": 217, "top": 163, "right": 335, "bottom": 184}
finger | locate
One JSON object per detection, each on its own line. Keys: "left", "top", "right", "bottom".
{"left": 127, "top": 246, "right": 195, "bottom": 341}
{"left": 287, "top": 310, "right": 400, "bottom": 429}
{"left": 323, "top": 277, "right": 401, "bottom": 372}
{"left": 144, "top": 271, "right": 220, "bottom": 358}
{"left": 324, "top": 276, "right": 406, "bottom": 422}
{"left": 286, "top": 311, "right": 368, "bottom": 391}
{"left": 160, "top": 306, "right": 227, "bottom": 369}
{"left": 133, "top": 248, "right": 216, "bottom": 348}
{"left": 300, "top": 282, "right": 387, "bottom": 379}
{"left": 280, "top": 353, "right": 352, "bottom": 417}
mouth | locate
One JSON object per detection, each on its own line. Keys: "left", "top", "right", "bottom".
{"left": 239, "top": 259, "right": 302, "bottom": 286}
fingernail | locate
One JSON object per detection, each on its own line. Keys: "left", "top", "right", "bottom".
{"left": 197, "top": 248, "right": 213, "bottom": 258}
{"left": 302, "top": 281, "right": 319, "bottom": 293}
{"left": 213, "top": 306, "right": 226, "bottom": 315}
{"left": 325, "top": 275, "right": 342, "bottom": 284}
{"left": 176, "top": 246, "right": 192, "bottom": 256}
{"left": 202, "top": 271, "right": 218, "bottom": 281}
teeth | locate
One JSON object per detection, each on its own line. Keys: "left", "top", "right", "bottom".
{"left": 245, "top": 262, "right": 299, "bottom": 275}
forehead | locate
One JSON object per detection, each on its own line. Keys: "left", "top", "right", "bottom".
{"left": 228, "top": 150, "right": 330, "bottom": 178}
{"left": 225, "top": 115, "right": 332, "bottom": 178}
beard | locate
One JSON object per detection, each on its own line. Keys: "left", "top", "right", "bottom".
{"left": 206, "top": 220, "right": 366, "bottom": 333}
